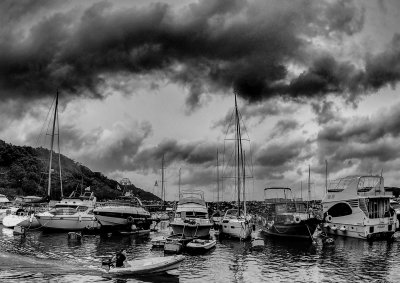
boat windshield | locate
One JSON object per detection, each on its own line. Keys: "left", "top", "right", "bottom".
{"left": 224, "top": 209, "right": 245, "bottom": 218}
{"left": 176, "top": 211, "right": 208, "bottom": 219}
{"left": 51, "top": 205, "right": 88, "bottom": 215}
{"left": 357, "top": 176, "right": 382, "bottom": 193}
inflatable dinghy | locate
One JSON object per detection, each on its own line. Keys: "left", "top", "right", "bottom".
{"left": 104, "top": 255, "right": 184, "bottom": 275}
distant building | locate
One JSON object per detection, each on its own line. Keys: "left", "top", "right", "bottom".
{"left": 120, "top": 178, "right": 131, "bottom": 186}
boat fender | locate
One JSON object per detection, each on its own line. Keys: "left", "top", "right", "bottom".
{"left": 79, "top": 215, "right": 82, "bottom": 222}
{"left": 294, "top": 216, "right": 301, "bottom": 224}
{"left": 325, "top": 215, "right": 332, "bottom": 223}
{"left": 29, "top": 214, "right": 34, "bottom": 223}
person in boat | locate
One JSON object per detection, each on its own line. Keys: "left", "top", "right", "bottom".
{"left": 113, "top": 249, "right": 128, "bottom": 268}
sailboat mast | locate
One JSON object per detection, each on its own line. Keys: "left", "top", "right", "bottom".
{"left": 57, "top": 108, "right": 63, "bottom": 199}
{"left": 243, "top": 150, "right": 246, "bottom": 216}
{"left": 47, "top": 90, "right": 59, "bottom": 197}
{"left": 235, "top": 94, "right": 241, "bottom": 216}
{"left": 308, "top": 165, "right": 311, "bottom": 210}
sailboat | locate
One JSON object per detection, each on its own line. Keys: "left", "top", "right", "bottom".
{"left": 35, "top": 91, "right": 100, "bottom": 231}
{"left": 220, "top": 93, "right": 252, "bottom": 240}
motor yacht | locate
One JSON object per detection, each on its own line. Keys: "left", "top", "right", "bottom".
{"left": 93, "top": 191, "right": 152, "bottom": 230}
{"left": 321, "top": 175, "right": 397, "bottom": 240}
{"left": 170, "top": 190, "right": 213, "bottom": 238}
{"left": 35, "top": 188, "right": 100, "bottom": 231}
{"left": 260, "top": 188, "right": 320, "bottom": 240}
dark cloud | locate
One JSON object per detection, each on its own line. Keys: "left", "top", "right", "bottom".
{"left": 256, "top": 140, "right": 307, "bottom": 167}
{"left": 3, "top": 0, "right": 393, "bottom": 112}
{"left": 212, "top": 99, "right": 296, "bottom": 130}
{"left": 311, "top": 100, "right": 338, "bottom": 125}
{"left": 31, "top": 120, "right": 154, "bottom": 173}
{"left": 271, "top": 119, "right": 299, "bottom": 138}
{"left": 133, "top": 139, "right": 218, "bottom": 172}
{"left": 316, "top": 102, "right": 400, "bottom": 175}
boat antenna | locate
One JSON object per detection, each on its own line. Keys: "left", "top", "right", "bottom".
{"left": 161, "top": 154, "right": 165, "bottom": 207}
{"left": 47, "top": 90, "right": 59, "bottom": 199}
{"left": 178, "top": 167, "right": 181, "bottom": 199}
{"left": 216, "top": 148, "right": 219, "bottom": 211}
{"left": 300, "top": 181, "right": 303, "bottom": 200}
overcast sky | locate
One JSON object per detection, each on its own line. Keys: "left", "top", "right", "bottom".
{"left": 1, "top": 0, "right": 400, "bottom": 201}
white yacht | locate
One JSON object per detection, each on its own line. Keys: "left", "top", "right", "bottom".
{"left": 170, "top": 190, "right": 213, "bottom": 238}
{"left": 35, "top": 188, "right": 100, "bottom": 231}
{"left": 221, "top": 209, "right": 252, "bottom": 240}
{"left": 93, "top": 191, "right": 152, "bottom": 230}
{"left": 322, "top": 175, "right": 398, "bottom": 240}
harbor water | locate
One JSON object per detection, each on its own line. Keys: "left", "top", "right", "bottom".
{"left": 1, "top": 222, "right": 400, "bottom": 282}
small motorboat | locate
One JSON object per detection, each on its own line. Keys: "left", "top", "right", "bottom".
{"left": 151, "top": 236, "right": 166, "bottom": 248}
{"left": 186, "top": 239, "right": 216, "bottom": 251}
{"left": 164, "top": 234, "right": 194, "bottom": 254}
{"left": 251, "top": 237, "right": 264, "bottom": 250}
{"left": 104, "top": 255, "right": 185, "bottom": 276}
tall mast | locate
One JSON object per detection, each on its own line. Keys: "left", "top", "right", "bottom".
{"left": 235, "top": 93, "right": 241, "bottom": 216}
{"left": 308, "top": 165, "right": 311, "bottom": 210}
{"left": 57, "top": 107, "right": 63, "bottom": 199}
{"left": 47, "top": 90, "right": 59, "bottom": 198}
{"left": 243, "top": 150, "right": 246, "bottom": 216}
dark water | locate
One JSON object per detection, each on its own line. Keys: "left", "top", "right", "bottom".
{"left": 1, "top": 222, "right": 400, "bottom": 283}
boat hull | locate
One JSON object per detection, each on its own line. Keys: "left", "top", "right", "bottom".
{"left": 261, "top": 221, "right": 319, "bottom": 239}
{"left": 321, "top": 221, "right": 396, "bottom": 240}
{"left": 170, "top": 223, "right": 212, "bottom": 238}
{"left": 106, "top": 255, "right": 185, "bottom": 275}
{"left": 186, "top": 239, "right": 216, "bottom": 251}
{"left": 220, "top": 219, "right": 252, "bottom": 240}
{"left": 36, "top": 215, "right": 100, "bottom": 231}
{"left": 93, "top": 206, "right": 151, "bottom": 229}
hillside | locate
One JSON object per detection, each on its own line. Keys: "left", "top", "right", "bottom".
{"left": 0, "top": 140, "right": 160, "bottom": 201}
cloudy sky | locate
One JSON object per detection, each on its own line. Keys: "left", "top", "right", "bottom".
{"left": 1, "top": 0, "right": 400, "bottom": 201}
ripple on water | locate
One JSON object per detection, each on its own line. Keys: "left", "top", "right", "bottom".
{"left": 2, "top": 225, "right": 400, "bottom": 282}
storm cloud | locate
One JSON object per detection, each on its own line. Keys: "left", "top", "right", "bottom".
{"left": 1, "top": 0, "right": 397, "bottom": 111}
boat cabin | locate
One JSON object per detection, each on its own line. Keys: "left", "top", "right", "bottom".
{"left": 323, "top": 175, "right": 393, "bottom": 220}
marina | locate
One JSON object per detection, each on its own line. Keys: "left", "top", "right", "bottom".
{"left": 2, "top": 218, "right": 400, "bottom": 282}
{"left": 1, "top": 0, "right": 400, "bottom": 282}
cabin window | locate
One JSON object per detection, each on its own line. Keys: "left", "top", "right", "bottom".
{"left": 327, "top": 203, "right": 352, "bottom": 217}
{"left": 231, "top": 226, "right": 235, "bottom": 229}
{"left": 369, "top": 226, "right": 374, "bottom": 233}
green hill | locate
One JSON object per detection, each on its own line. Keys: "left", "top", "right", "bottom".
{"left": 0, "top": 140, "right": 160, "bottom": 202}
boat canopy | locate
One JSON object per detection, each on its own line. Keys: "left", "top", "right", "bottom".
{"left": 327, "top": 175, "right": 386, "bottom": 196}
{"left": 178, "top": 190, "right": 206, "bottom": 206}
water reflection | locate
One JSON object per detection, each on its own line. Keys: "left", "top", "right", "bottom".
{"left": 1, "top": 224, "right": 400, "bottom": 282}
